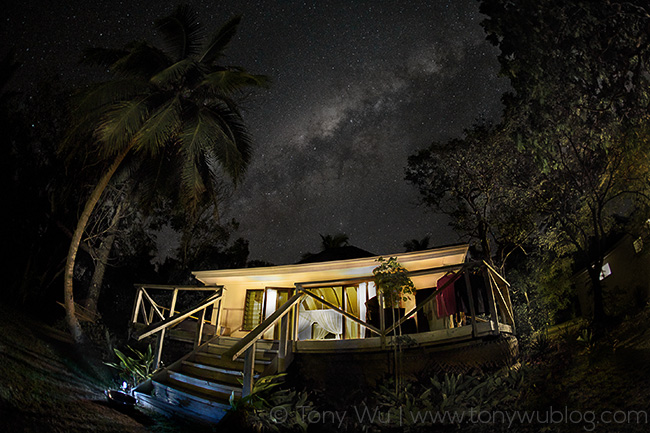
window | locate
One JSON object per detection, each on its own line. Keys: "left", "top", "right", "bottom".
{"left": 242, "top": 290, "right": 264, "bottom": 330}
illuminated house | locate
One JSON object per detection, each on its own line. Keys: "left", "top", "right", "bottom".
{"left": 130, "top": 243, "right": 516, "bottom": 423}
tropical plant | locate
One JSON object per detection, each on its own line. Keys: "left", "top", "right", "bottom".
{"left": 228, "top": 373, "right": 314, "bottom": 432}
{"left": 373, "top": 257, "right": 416, "bottom": 392}
{"left": 105, "top": 344, "right": 155, "bottom": 388}
{"left": 373, "top": 368, "right": 526, "bottom": 428}
{"left": 403, "top": 236, "right": 430, "bottom": 252}
{"left": 61, "top": 5, "right": 268, "bottom": 341}
{"left": 372, "top": 257, "right": 415, "bottom": 308}
{"left": 576, "top": 328, "right": 595, "bottom": 354}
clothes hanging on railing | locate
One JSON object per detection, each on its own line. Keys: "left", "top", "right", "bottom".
{"left": 454, "top": 270, "right": 490, "bottom": 315}
{"left": 436, "top": 273, "right": 461, "bottom": 316}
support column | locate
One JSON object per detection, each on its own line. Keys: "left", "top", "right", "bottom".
{"left": 242, "top": 343, "right": 256, "bottom": 397}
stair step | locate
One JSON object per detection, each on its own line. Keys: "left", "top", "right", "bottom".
{"left": 193, "top": 352, "right": 270, "bottom": 373}
{"left": 150, "top": 380, "right": 230, "bottom": 423}
{"left": 167, "top": 370, "right": 242, "bottom": 398}
{"left": 205, "top": 343, "right": 277, "bottom": 361}
{"left": 180, "top": 361, "right": 260, "bottom": 385}
{"left": 214, "top": 336, "right": 279, "bottom": 351}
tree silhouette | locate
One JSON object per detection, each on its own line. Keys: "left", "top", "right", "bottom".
{"left": 61, "top": 5, "right": 268, "bottom": 341}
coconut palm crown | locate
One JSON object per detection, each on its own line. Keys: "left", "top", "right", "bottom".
{"left": 70, "top": 5, "right": 268, "bottom": 211}
{"left": 62, "top": 5, "right": 268, "bottom": 342}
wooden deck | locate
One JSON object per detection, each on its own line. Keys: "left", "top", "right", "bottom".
{"left": 129, "top": 261, "right": 518, "bottom": 424}
{"left": 294, "top": 321, "right": 512, "bottom": 353}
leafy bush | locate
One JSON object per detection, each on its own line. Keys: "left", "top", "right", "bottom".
{"left": 228, "top": 373, "right": 315, "bottom": 432}
{"left": 372, "top": 367, "right": 526, "bottom": 429}
{"left": 104, "top": 345, "right": 154, "bottom": 389}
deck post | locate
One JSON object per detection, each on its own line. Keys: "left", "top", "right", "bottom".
{"left": 153, "top": 288, "right": 178, "bottom": 370}
{"left": 131, "top": 287, "right": 143, "bottom": 324}
{"left": 194, "top": 308, "right": 206, "bottom": 349}
{"left": 153, "top": 331, "right": 164, "bottom": 370}
{"left": 482, "top": 268, "right": 500, "bottom": 333}
{"left": 463, "top": 267, "right": 478, "bottom": 338}
{"left": 293, "top": 285, "right": 302, "bottom": 342}
{"left": 212, "top": 297, "right": 222, "bottom": 337}
{"left": 242, "top": 343, "right": 256, "bottom": 398}
{"left": 278, "top": 313, "right": 290, "bottom": 372}
{"left": 170, "top": 288, "right": 178, "bottom": 318}
{"left": 379, "top": 293, "right": 386, "bottom": 349}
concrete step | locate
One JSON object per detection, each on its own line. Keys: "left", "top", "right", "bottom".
{"left": 179, "top": 360, "right": 260, "bottom": 386}
{"left": 205, "top": 343, "right": 277, "bottom": 361}
{"left": 149, "top": 380, "right": 230, "bottom": 423}
{"left": 213, "top": 336, "right": 279, "bottom": 351}
{"left": 167, "top": 370, "right": 242, "bottom": 398}
{"left": 192, "top": 352, "right": 271, "bottom": 373}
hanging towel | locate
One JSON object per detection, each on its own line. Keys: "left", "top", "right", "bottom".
{"left": 436, "top": 273, "right": 460, "bottom": 316}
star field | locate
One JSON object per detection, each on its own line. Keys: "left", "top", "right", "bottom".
{"left": 3, "top": 0, "right": 510, "bottom": 265}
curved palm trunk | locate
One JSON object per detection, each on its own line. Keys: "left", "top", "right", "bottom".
{"left": 84, "top": 200, "right": 124, "bottom": 319}
{"left": 64, "top": 145, "right": 132, "bottom": 342}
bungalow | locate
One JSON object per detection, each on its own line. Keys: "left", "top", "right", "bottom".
{"left": 129, "top": 243, "right": 517, "bottom": 423}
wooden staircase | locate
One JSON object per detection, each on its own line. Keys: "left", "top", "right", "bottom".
{"left": 134, "top": 337, "right": 279, "bottom": 424}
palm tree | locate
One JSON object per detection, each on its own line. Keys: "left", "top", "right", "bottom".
{"left": 62, "top": 5, "right": 268, "bottom": 341}
{"left": 403, "top": 236, "right": 430, "bottom": 252}
{"left": 319, "top": 233, "right": 350, "bottom": 250}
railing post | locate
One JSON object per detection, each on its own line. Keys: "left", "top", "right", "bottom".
{"left": 153, "top": 288, "right": 177, "bottom": 370}
{"left": 242, "top": 342, "right": 256, "bottom": 398}
{"left": 153, "top": 331, "right": 164, "bottom": 370}
{"left": 211, "top": 295, "right": 223, "bottom": 337}
{"left": 379, "top": 292, "right": 386, "bottom": 349}
{"left": 293, "top": 285, "right": 302, "bottom": 342}
{"left": 169, "top": 288, "right": 179, "bottom": 318}
{"left": 463, "top": 267, "right": 478, "bottom": 338}
{"left": 131, "top": 287, "right": 143, "bottom": 324}
{"left": 278, "top": 314, "right": 290, "bottom": 372}
{"left": 482, "top": 267, "right": 500, "bottom": 333}
{"left": 194, "top": 308, "right": 206, "bottom": 349}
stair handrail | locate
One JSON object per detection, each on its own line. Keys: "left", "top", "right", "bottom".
{"left": 133, "top": 289, "right": 223, "bottom": 340}
{"left": 223, "top": 292, "right": 304, "bottom": 362}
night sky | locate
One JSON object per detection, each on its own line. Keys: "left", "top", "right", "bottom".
{"left": 3, "top": 0, "right": 510, "bottom": 265}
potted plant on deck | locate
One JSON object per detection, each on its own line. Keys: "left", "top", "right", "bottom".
{"left": 373, "top": 257, "right": 416, "bottom": 391}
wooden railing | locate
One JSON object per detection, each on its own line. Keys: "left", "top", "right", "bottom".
{"left": 130, "top": 284, "right": 224, "bottom": 369}
{"left": 223, "top": 261, "right": 514, "bottom": 398}
{"left": 222, "top": 292, "right": 304, "bottom": 397}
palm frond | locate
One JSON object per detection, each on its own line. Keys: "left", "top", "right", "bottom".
{"left": 198, "top": 16, "right": 241, "bottom": 65}
{"left": 110, "top": 41, "right": 171, "bottom": 78}
{"left": 201, "top": 68, "right": 270, "bottom": 95}
{"left": 202, "top": 105, "right": 251, "bottom": 183}
{"left": 155, "top": 4, "right": 204, "bottom": 61}
{"left": 132, "top": 96, "right": 182, "bottom": 156}
{"left": 150, "top": 58, "right": 198, "bottom": 89}
{"left": 80, "top": 47, "right": 129, "bottom": 68}
{"left": 95, "top": 99, "right": 149, "bottom": 156}
{"left": 72, "top": 79, "right": 147, "bottom": 119}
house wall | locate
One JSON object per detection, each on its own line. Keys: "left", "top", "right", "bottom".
{"left": 193, "top": 246, "right": 470, "bottom": 338}
{"left": 574, "top": 235, "right": 650, "bottom": 318}
{"left": 216, "top": 272, "right": 450, "bottom": 338}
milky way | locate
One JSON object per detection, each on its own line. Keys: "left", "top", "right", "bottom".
{"left": 3, "top": 0, "right": 510, "bottom": 264}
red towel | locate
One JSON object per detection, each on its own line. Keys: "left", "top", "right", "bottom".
{"left": 436, "top": 273, "right": 459, "bottom": 317}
